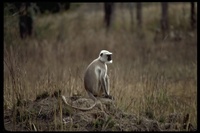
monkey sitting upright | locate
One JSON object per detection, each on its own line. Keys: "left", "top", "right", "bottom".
{"left": 84, "top": 50, "right": 113, "bottom": 100}
{"left": 62, "top": 50, "right": 113, "bottom": 111}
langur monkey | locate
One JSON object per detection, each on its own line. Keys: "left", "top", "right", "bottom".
{"left": 61, "top": 50, "right": 113, "bottom": 111}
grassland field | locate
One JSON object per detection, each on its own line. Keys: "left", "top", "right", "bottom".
{"left": 4, "top": 2, "right": 197, "bottom": 130}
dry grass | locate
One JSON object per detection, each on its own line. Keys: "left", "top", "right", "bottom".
{"left": 4, "top": 2, "right": 197, "bottom": 130}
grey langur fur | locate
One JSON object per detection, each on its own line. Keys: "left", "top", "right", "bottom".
{"left": 61, "top": 50, "right": 113, "bottom": 111}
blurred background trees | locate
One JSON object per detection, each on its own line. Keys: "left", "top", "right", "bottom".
{"left": 4, "top": 2, "right": 197, "bottom": 41}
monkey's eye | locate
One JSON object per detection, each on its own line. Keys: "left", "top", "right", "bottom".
{"left": 107, "top": 55, "right": 111, "bottom": 61}
{"left": 100, "top": 53, "right": 103, "bottom": 56}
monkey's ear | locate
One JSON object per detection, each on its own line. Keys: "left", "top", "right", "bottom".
{"left": 100, "top": 53, "right": 103, "bottom": 56}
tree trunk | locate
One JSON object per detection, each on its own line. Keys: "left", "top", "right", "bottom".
{"left": 19, "top": 3, "right": 33, "bottom": 39}
{"left": 161, "top": 2, "right": 169, "bottom": 39}
{"left": 104, "top": 3, "right": 114, "bottom": 31}
{"left": 190, "top": 2, "right": 196, "bottom": 30}
{"left": 120, "top": 3, "right": 126, "bottom": 31}
{"left": 136, "top": 2, "right": 142, "bottom": 29}
{"left": 129, "top": 3, "right": 134, "bottom": 32}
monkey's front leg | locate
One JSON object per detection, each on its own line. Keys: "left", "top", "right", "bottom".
{"left": 103, "top": 75, "right": 114, "bottom": 100}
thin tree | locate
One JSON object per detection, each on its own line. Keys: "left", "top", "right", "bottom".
{"left": 18, "top": 3, "right": 33, "bottom": 39}
{"left": 128, "top": 3, "right": 134, "bottom": 32}
{"left": 136, "top": 2, "right": 142, "bottom": 29}
{"left": 190, "top": 2, "right": 196, "bottom": 30}
{"left": 104, "top": 3, "right": 114, "bottom": 31}
{"left": 161, "top": 2, "right": 169, "bottom": 40}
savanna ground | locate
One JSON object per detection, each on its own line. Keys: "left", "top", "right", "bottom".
{"left": 4, "top": 3, "right": 197, "bottom": 131}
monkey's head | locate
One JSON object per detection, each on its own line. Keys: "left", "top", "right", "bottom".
{"left": 99, "top": 50, "right": 113, "bottom": 64}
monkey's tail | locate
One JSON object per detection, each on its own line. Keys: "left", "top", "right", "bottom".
{"left": 61, "top": 95, "right": 97, "bottom": 111}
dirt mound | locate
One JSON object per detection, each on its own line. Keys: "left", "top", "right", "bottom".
{"left": 4, "top": 91, "right": 196, "bottom": 131}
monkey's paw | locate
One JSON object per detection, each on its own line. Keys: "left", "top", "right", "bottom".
{"left": 105, "top": 95, "right": 114, "bottom": 100}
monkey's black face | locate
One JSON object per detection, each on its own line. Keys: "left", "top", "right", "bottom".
{"left": 99, "top": 50, "right": 113, "bottom": 63}
{"left": 107, "top": 54, "right": 112, "bottom": 61}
